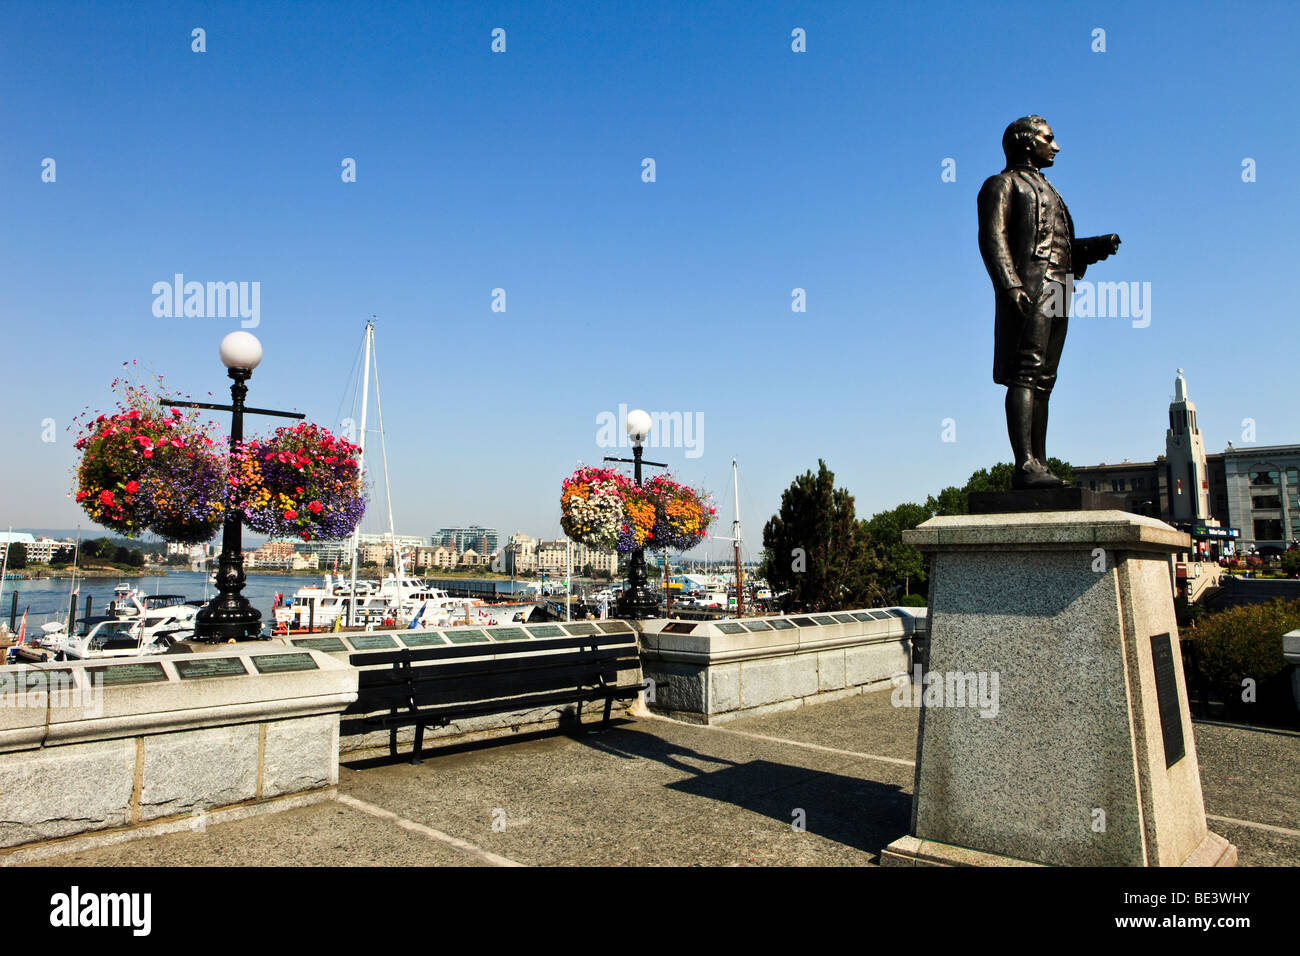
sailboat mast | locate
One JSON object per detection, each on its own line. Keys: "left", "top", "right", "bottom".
{"left": 368, "top": 334, "right": 404, "bottom": 623}
{"left": 0, "top": 527, "right": 10, "bottom": 615}
{"left": 347, "top": 320, "right": 373, "bottom": 625}
{"left": 732, "top": 459, "right": 743, "bottom": 618}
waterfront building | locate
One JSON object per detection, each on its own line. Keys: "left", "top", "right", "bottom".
{"left": 433, "top": 526, "right": 499, "bottom": 556}
{"left": 24, "top": 537, "right": 77, "bottom": 563}
{"left": 503, "top": 533, "right": 537, "bottom": 575}
{"left": 1224, "top": 445, "right": 1300, "bottom": 553}
{"left": 535, "top": 538, "right": 617, "bottom": 576}
{"left": 358, "top": 532, "right": 426, "bottom": 551}
{"left": 415, "top": 545, "right": 459, "bottom": 570}
{"left": 1071, "top": 370, "right": 1299, "bottom": 556}
{"left": 295, "top": 540, "right": 352, "bottom": 568}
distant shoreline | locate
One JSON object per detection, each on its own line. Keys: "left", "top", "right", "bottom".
{"left": 2, "top": 566, "right": 161, "bottom": 580}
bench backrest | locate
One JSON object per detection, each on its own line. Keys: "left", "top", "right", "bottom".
{"left": 345, "top": 632, "right": 640, "bottom": 715}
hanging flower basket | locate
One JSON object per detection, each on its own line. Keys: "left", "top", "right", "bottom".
{"left": 136, "top": 445, "right": 226, "bottom": 544}
{"left": 231, "top": 422, "right": 366, "bottom": 542}
{"left": 616, "top": 482, "right": 659, "bottom": 553}
{"left": 560, "top": 466, "right": 629, "bottom": 550}
{"left": 72, "top": 368, "right": 226, "bottom": 541}
{"left": 560, "top": 465, "right": 715, "bottom": 554}
{"left": 644, "top": 474, "right": 716, "bottom": 552}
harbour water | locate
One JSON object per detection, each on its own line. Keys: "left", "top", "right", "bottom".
{"left": 0, "top": 570, "right": 545, "bottom": 630}
{"left": 1, "top": 571, "right": 306, "bottom": 629}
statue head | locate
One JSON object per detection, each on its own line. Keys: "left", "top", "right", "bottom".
{"left": 1002, "top": 115, "right": 1058, "bottom": 169}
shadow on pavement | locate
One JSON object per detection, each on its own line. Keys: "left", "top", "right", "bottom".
{"left": 574, "top": 726, "right": 912, "bottom": 858}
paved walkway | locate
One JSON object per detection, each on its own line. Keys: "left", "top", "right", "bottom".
{"left": 22, "top": 691, "right": 1300, "bottom": 866}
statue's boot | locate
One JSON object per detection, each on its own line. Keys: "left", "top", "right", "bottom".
{"left": 1013, "top": 458, "right": 1069, "bottom": 489}
{"left": 1008, "top": 386, "right": 1046, "bottom": 489}
{"left": 1031, "top": 391, "right": 1071, "bottom": 488}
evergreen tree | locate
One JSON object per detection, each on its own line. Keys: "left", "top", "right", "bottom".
{"left": 760, "top": 460, "right": 883, "bottom": 612}
{"left": 5, "top": 542, "right": 27, "bottom": 570}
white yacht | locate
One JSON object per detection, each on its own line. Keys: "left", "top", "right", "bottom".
{"left": 58, "top": 617, "right": 175, "bottom": 660}
{"left": 272, "top": 573, "right": 536, "bottom": 632}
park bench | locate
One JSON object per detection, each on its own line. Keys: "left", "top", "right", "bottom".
{"left": 344, "top": 629, "right": 647, "bottom": 763}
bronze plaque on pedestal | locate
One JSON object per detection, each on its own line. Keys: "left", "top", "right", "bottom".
{"left": 1150, "top": 633, "right": 1186, "bottom": 767}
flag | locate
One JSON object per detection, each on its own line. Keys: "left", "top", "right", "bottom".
{"left": 409, "top": 601, "right": 427, "bottom": 629}
{"left": 16, "top": 608, "right": 27, "bottom": 645}
{"left": 331, "top": 613, "right": 342, "bottom": 633}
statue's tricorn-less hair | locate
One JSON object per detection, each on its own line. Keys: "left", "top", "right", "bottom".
{"left": 1002, "top": 115, "right": 1047, "bottom": 163}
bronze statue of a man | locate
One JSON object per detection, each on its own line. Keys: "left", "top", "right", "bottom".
{"left": 978, "top": 116, "right": 1121, "bottom": 489}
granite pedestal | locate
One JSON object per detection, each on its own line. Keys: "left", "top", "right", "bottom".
{"left": 881, "top": 510, "right": 1236, "bottom": 867}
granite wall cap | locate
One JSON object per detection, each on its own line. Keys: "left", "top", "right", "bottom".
{"left": 903, "top": 509, "right": 1190, "bottom": 553}
{"left": 3, "top": 648, "right": 358, "bottom": 753}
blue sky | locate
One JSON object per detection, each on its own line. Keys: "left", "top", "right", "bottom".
{"left": 3, "top": 1, "right": 1297, "bottom": 559}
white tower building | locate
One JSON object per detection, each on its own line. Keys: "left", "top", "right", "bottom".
{"left": 1165, "top": 369, "right": 1211, "bottom": 522}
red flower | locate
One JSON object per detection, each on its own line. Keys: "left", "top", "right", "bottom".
{"left": 284, "top": 510, "right": 297, "bottom": 520}
{"left": 125, "top": 480, "right": 139, "bottom": 493}
{"left": 100, "top": 490, "right": 115, "bottom": 505}
{"left": 307, "top": 500, "right": 323, "bottom": 514}
{"left": 142, "top": 448, "right": 153, "bottom": 459}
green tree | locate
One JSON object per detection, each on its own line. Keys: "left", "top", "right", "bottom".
{"left": 925, "top": 459, "right": 1073, "bottom": 516}
{"left": 5, "top": 542, "right": 27, "bottom": 570}
{"left": 760, "top": 460, "right": 883, "bottom": 612}
{"left": 864, "top": 502, "right": 930, "bottom": 597}
{"left": 1281, "top": 550, "right": 1300, "bottom": 577}
{"left": 82, "top": 537, "right": 117, "bottom": 561}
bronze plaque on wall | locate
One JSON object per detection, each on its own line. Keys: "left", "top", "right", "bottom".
{"left": 1150, "top": 633, "right": 1186, "bottom": 768}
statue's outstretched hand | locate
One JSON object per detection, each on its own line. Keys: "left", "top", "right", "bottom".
{"left": 1090, "top": 234, "right": 1122, "bottom": 262}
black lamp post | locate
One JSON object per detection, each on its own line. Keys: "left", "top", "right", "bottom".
{"left": 606, "top": 408, "right": 665, "bottom": 620}
{"left": 164, "top": 332, "right": 304, "bottom": 642}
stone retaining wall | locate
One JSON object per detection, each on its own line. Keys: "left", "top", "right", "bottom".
{"left": 639, "top": 608, "right": 926, "bottom": 723}
{"left": 0, "top": 646, "right": 356, "bottom": 852}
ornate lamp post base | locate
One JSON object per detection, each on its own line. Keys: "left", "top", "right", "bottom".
{"left": 194, "top": 603, "right": 263, "bottom": 642}
{"left": 617, "top": 548, "right": 661, "bottom": 619}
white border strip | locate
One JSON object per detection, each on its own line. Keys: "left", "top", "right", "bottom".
{"left": 336, "top": 794, "right": 524, "bottom": 866}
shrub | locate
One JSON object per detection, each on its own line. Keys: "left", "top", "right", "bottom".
{"left": 1184, "top": 598, "right": 1300, "bottom": 721}
{"left": 1281, "top": 550, "right": 1300, "bottom": 577}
